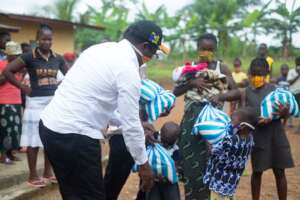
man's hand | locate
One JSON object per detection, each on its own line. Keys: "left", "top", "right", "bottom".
{"left": 20, "top": 85, "right": 32, "bottom": 95}
{"left": 142, "top": 122, "right": 158, "bottom": 144}
{"left": 139, "top": 161, "right": 154, "bottom": 192}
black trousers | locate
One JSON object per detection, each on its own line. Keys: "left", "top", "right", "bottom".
{"left": 104, "top": 134, "right": 135, "bottom": 200}
{"left": 39, "top": 121, "right": 105, "bottom": 200}
{"left": 146, "top": 182, "right": 180, "bottom": 200}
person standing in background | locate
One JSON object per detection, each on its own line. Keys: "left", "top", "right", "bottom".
{"left": 287, "top": 57, "right": 300, "bottom": 130}
{"left": 258, "top": 43, "right": 274, "bottom": 82}
{"left": 276, "top": 64, "right": 290, "bottom": 90}
{"left": 4, "top": 24, "right": 68, "bottom": 187}
{"left": 0, "top": 41, "right": 23, "bottom": 164}
{"left": 231, "top": 58, "right": 248, "bottom": 114}
{"left": 21, "top": 43, "right": 32, "bottom": 54}
{"left": 0, "top": 31, "right": 11, "bottom": 60}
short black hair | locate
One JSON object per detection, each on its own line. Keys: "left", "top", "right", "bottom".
{"left": 234, "top": 57, "right": 242, "bottom": 65}
{"left": 280, "top": 63, "right": 289, "bottom": 69}
{"left": 36, "top": 24, "right": 53, "bottom": 39}
{"left": 235, "top": 107, "right": 258, "bottom": 127}
{"left": 295, "top": 56, "right": 300, "bottom": 65}
{"left": 0, "top": 31, "right": 10, "bottom": 39}
{"left": 249, "top": 58, "right": 269, "bottom": 76}
{"left": 197, "top": 33, "right": 218, "bottom": 49}
{"left": 259, "top": 43, "right": 267, "bottom": 48}
{"left": 21, "top": 42, "right": 30, "bottom": 48}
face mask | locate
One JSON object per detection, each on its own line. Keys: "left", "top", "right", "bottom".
{"left": 199, "top": 50, "right": 214, "bottom": 62}
{"left": 130, "top": 43, "right": 152, "bottom": 64}
{"left": 250, "top": 75, "right": 266, "bottom": 88}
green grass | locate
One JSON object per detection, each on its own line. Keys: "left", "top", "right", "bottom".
{"left": 147, "top": 55, "right": 296, "bottom": 80}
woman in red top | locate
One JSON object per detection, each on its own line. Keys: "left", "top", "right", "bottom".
{"left": 0, "top": 41, "right": 22, "bottom": 164}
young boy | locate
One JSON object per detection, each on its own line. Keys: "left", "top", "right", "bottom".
{"left": 276, "top": 64, "right": 289, "bottom": 90}
{"left": 145, "top": 122, "right": 181, "bottom": 200}
{"left": 204, "top": 107, "right": 256, "bottom": 200}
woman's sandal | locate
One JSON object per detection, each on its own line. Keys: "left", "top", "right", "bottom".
{"left": 27, "top": 179, "right": 46, "bottom": 188}
{"left": 43, "top": 176, "right": 58, "bottom": 184}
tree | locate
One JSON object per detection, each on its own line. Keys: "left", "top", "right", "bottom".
{"left": 38, "top": 0, "right": 79, "bottom": 21}
{"left": 86, "top": 0, "right": 136, "bottom": 41}
{"left": 179, "top": 0, "right": 261, "bottom": 55}
{"left": 135, "top": 2, "right": 182, "bottom": 52}
{"left": 261, "top": 0, "right": 300, "bottom": 57}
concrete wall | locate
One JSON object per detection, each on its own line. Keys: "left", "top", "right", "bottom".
{"left": 0, "top": 15, "right": 74, "bottom": 55}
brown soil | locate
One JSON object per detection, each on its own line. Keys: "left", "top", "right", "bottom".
{"left": 30, "top": 83, "right": 300, "bottom": 200}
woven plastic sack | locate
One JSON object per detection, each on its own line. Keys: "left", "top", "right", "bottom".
{"left": 192, "top": 104, "right": 231, "bottom": 147}
{"left": 261, "top": 88, "right": 299, "bottom": 119}
{"left": 132, "top": 143, "right": 178, "bottom": 184}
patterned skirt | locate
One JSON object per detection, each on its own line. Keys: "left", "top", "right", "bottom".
{"left": 21, "top": 96, "right": 53, "bottom": 148}
{"left": 179, "top": 101, "right": 210, "bottom": 200}
{"left": 0, "top": 105, "right": 22, "bottom": 153}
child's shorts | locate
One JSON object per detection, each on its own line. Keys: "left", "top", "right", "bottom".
{"left": 211, "top": 191, "right": 234, "bottom": 200}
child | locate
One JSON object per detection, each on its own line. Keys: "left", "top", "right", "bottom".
{"left": 204, "top": 107, "right": 256, "bottom": 200}
{"left": 232, "top": 58, "right": 248, "bottom": 88}
{"left": 214, "top": 58, "right": 294, "bottom": 200}
{"left": 276, "top": 64, "right": 289, "bottom": 90}
{"left": 145, "top": 122, "right": 181, "bottom": 200}
{"left": 230, "top": 58, "right": 248, "bottom": 114}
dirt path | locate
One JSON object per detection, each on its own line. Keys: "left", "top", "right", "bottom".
{"left": 30, "top": 84, "right": 300, "bottom": 200}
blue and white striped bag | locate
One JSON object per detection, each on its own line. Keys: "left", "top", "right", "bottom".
{"left": 140, "top": 79, "right": 176, "bottom": 122}
{"left": 192, "top": 104, "right": 231, "bottom": 147}
{"left": 261, "top": 88, "right": 300, "bottom": 119}
{"left": 132, "top": 143, "right": 178, "bottom": 184}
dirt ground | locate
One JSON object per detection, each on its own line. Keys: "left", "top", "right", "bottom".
{"left": 30, "top": 82, "right": 300, "bottom": 200}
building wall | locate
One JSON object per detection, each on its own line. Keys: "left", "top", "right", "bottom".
{"left": 0, "top": 16, "right": 74, "bottom": 55}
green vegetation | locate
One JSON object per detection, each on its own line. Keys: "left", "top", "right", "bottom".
{"left": 147, "top": 55, "right": 296, "bottom": 80}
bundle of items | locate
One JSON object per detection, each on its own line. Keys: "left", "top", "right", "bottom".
{"left": 132, "top": 143, "right": 178, "bottom": 184}
{"left": 172, "top": 62, "right": 227, "bottom": 103}
{"left": 192, "top": 104, "right": 231, "bottom": 148}
{"left": 260, "top": 88, "right": 300, "bottom": 120}
{"left": 140, "top": 79, "right": 176, "bottom": 122}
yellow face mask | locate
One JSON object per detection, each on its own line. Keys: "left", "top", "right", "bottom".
{"left": 199, "top": 50, "right": 214, "bottom": 62}
{"left": 250, "top": 76, "right": 266, "bottom": 88}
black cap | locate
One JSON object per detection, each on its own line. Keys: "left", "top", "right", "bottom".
{"left": 125, "top": 20, "right": 170, "bottom": 54}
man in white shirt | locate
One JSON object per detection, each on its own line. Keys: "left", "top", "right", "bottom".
{"left": 39, "top": 20, "right": 168, "bottom": 200}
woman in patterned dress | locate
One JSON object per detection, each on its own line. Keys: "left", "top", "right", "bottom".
{"left": 0, "top": 41, "right": 23, "bottom": 164}
{"left": 173, "top": 33, "right": 237, "bottom": 200}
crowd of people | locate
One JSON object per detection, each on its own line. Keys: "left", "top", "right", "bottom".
{"left": 0, "top": 20, "right": 298, "bottom": 200}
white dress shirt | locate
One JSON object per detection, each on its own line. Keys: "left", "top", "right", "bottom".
{"left": 41, "top": 39, "right": 147, "bottom": 165}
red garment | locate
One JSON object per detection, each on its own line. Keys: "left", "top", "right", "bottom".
{"left": 63, "top": 52, "right": 76, "bottom": 62}
{"left": 0, "top": 60, "right": 22, "bottom": 104}
{"left": 182, "top": 62, "right": 208, "bottom": 75}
